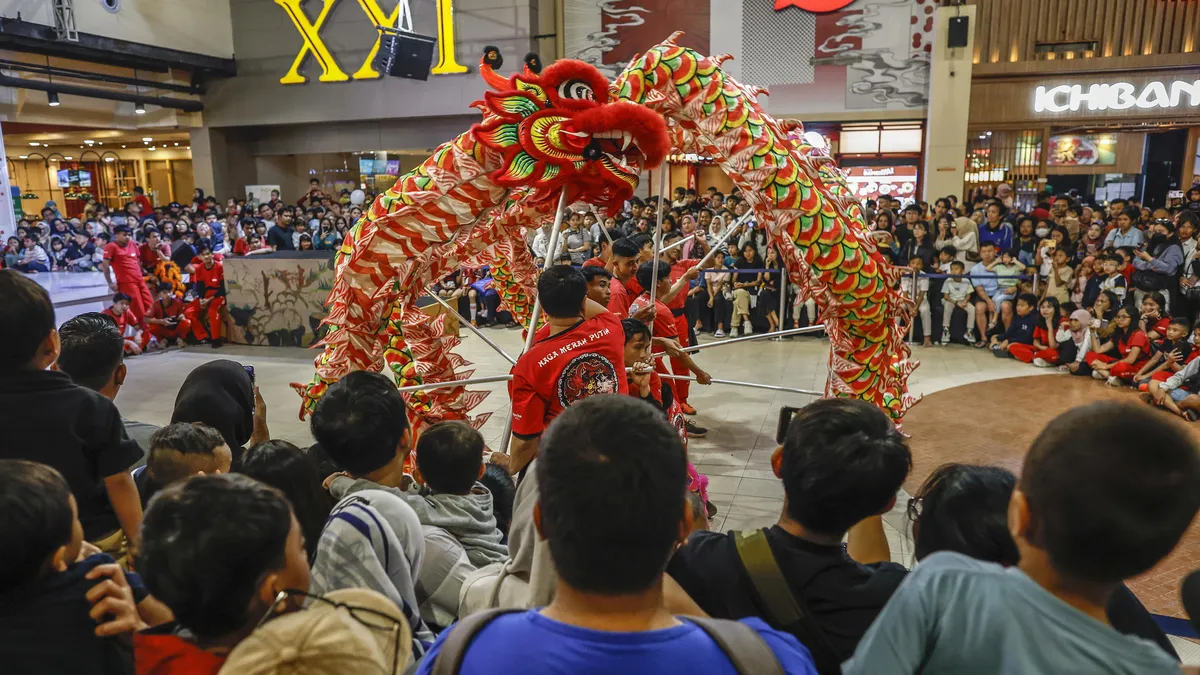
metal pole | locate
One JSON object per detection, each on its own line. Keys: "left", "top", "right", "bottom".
{"left": 772, "top": 267, "right": 788, "bottom": 341}
{"left": 908, "top": 269, "right": 917, "bottom": 344}
{"left": 694, "top": 211, "right": 752, "bottom": 269}
{"left": 427, "top": 289, "right": 517, "bottom": 365}
{"left": 1031, "top": 271, "right": 1039, "bottom": 296}
{"left": 395, "top": 374, "right": 513, "bottom": 395}
{"left": 655, "top": 373, "right": 822, "bottom": 397}
{"left": 661, "top": 233, "right": 695, "bottom": 253}
{"left": 648, "top": 169, "right": 668, "bottom": 306}
{"left": 688, "top": 324, "right": 826, "bottom": 351}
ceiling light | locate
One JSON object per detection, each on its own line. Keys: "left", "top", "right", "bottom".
{"left": 29, "top": 142, "right": 40, "bottom": 147}
{"left": 47, "top": 91, "right": 60, "bottom": 106}
{"left": 64, "top": 156, "right": 73, "bottom": 160}
{"left": 84, "top": 140, "right": 94, "bottom": 145}
{"left": 173, "top": 142, "right": 179, "bottom": 146}
{"left": 135, "top": 101, "right": 146, "bottom": 114}
{"left": 104, "top": 157, "right": 115, "bottom": 162}
{"left": 142, "top": 137, "right": 152, "bottom": 142}
{"left": 121, "top": 145, "right": 126, "bottom": 148}
{"left": 97, "top": 142, "right": 103, "bottom": 146}
{"left": 18, "top": 155, "right": 27, "bottom": 159}
{"left": 148, "top": 146, "right": 157, "bottom": 151}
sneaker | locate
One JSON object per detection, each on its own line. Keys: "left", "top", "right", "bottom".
{"left": 742, "top": 322, "right": 753, "bottom": 335}
{"left": 685, "top": 421, "right": 708, "bottom": 438}
{"left": 714, "top": 329, "right": 726, "bottom": 337}
{"left": 1106, "top": 375, "right": 1122, "bottom": 387}
{"left": 1032, "top": 358, "right": 1050, "bottom": 367}
{"left": 940, "top": 334, "right": 951, "bottom": 345}
{"left": 1092, "top": 370, "right": 1107, "bottom": 380}
{"left": 211, "top": 338, "right": 226, "bottom": 349}
{"left": 1057, "top": 365, "right": 1070, "bottom": 373}
{"left": 680, "top": 403, "right": 698, "bottom": 416}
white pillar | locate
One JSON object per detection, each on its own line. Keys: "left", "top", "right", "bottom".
{"left": 0, "top": 122, "right": 16, "bottom": 241}
{"left": 922, "top": 5, "right": 977, "bottom": 203}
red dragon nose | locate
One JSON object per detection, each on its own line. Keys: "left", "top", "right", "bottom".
{"left": 567, "top": 102, "right": 670, "bottom": 169}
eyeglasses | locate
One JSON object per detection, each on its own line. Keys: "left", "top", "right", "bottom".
{"left": 258, "top": 588, "right": 405, "bottom": 674}
{"left": 906, "top": 496, "right": 923, "bottom": 522}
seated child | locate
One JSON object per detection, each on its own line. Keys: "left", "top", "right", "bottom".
{"left": 1134, "top": 317, "right": 1192, "bottom": 388}
{"left": 135, "top": 423, "right": 232, "bottom": 508}
{"left": 1009, "top": 298, "right": 1062, "bottom": 366}
{"left": 135, "top": 474, "right": 310, "bottom": 674}
{"left": 1147, "top": 347, "right": 1200, "bottom": 420}
{"left": 1087, "top": 306, "right": 1150, "bottom": 387}
{"left": 146, "top": 283, "right": 192, "bottom": 347}
{"left": 940, "top": 260, "right": 976, "bottom": 345}
{"left": 843, "top": 401, "right": 1200, "bottom": 675}
{"left": 1098, "top": 254, "right": 1128, "bottom": 305}
{"left": 0, "top": 460, "right": 148, "bottom": 675}
{"left": 990, "top": 248, "right": 1024, "bottom": 307}
{"left": 990, "top": 293, "right": 1038, "bottom": 358}
{"left": 102, "top": 293, "right": 149, "bottom": 355}
{"left": 1139, "top": 292, "right": 1170, "bottom": 340}
{"left": 1057, "top": 309, "right": 1095, "bottom": 375}
{"left": 901, "top": 255, "right": 932, "bottom": 347}
{"left": 936, "top": 246, "right": 956, "bottom": 274}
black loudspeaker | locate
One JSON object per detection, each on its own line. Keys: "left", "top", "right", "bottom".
{"left": 947, "top": 16, "right": 969, "bottom": 48}
{"left": 372, "top": 28, "right": 437, "bottom": 81}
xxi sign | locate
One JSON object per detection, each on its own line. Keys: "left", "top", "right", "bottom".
{"left": 274, "top": 0, "right": 467, "bottom": 84}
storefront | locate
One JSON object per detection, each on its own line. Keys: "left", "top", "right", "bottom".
{"left": 958, "top": 0, "right": 1200, "bottom": 210}
{"left": 192, "top": 0, "right": 557, "bottom": 202}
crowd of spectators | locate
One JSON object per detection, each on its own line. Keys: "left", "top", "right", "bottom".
{"left": 3, "top": 263, "right": 1199, "bottom": 674}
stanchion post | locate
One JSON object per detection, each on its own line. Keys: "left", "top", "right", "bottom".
{"left": 908, "top": 269, "right": 917, "bottom": 344}
{"left": 1032, "top": 271, "right": 1039, "bottom": 296}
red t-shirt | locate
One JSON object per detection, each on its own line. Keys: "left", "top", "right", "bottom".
{"left": 150, "top": 297, "right": 185, "bottom": 320}
{"left": 629, "top": 293, "right": 677, "bottom": 340}
{"left": 627, "top": 276, "right": 644, "bottom": 297}
{"left": 133, "top": 194, "right": 154, "bottom": 218}
{"left": 508, "top": 312, "right": 628, "bottom": 437}
{"left": 233, "top": 238, "right": 250, "bottom": 256}
{"left": 608, "top": 277, "right": 633, "bottom": 318}
{"left": 102, "top": 307, "right": 132, "bottom": 335}
{"left": 1118, "top": 330, "right": 1151, "bottom": 359}
{"left": 667, "top": 260, "right": 701, "bottom": 310}
{"left": 582, "top": 257, "right": 605, "bottom": 268}
{"left": 1149, "top": 317, "right": 1171, "bottom": 335}
{"left": 103, "top": 241, "right": 143, "bottom": 284}
{"left": 138, "top": 242, "right": 167, "bottom": 269}
{"left": 1033, "top": 326, "right": 1050, "bottom": 347}
{"left": 192, "top": 261, "right": 225, "bottom": 298}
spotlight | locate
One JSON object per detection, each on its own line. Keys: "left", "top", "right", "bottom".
{"left": 142, "top": 137, "right": 152, "bottom": 142}
{"left": 135, "top": 101, "right": 146, "bottom": 114}
{"left": 64, "top": 156, "right": 73, "bottom": 160}
{"left": 29, "top": 142, "right": 40, "bottom": 147}
{"left": 18, "top": 155, "right": 27, "bottom": 159}
{"left": 48, "top": 91, "right": 60, "bottom": 106}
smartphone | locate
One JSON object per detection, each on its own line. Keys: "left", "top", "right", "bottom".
{"left": 776, "top": 405, "right": 803, "bottom": 445}
{"left": 243, "top": 364, "right": 256, "bottom": 384}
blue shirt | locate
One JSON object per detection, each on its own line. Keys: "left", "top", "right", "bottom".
{"left": 842, "top": 552, "right": 1179, "bottom": 675}
{"left": 1105, "top": 227, "right": 1144, "bottom": 250}
{"left": 969, "top": 261, "right": 998, "bottom": 296}
{"left": 978, "top": 222, "right": 1013, "bottom": 253}
{"left": 416, "top": 611, "right": 818, "bottom": 675}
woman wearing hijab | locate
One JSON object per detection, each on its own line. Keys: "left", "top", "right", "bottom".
{"left": 170, "top": 360, "right": 267, "bottom": 464}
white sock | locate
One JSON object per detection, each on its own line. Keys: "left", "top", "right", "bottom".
{"left": 469, "top": 305, "right": 477, "bottom": 321}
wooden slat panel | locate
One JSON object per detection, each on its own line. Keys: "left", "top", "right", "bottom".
{"left": 1187, "top": 0, "right": 1200, "bottom": 53}
{"left": 1100, "top": 0, "right": 1116, "bottom": 58}
{"left": 1143, "top": 0, "right": 1158, "bottom": 56}
{"left": 1128, "top": 0, "right": 1143, "bottom": 57}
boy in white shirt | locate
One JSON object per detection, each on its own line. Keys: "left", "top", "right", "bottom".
{"left": 941, "top": 260, "right": 976, "bottom": 345}
{"left": 1097, "top": 254, "right": 1128, "bottom": 305}
{"left": 901, "top": 255, "right": 932, "bottom": 347}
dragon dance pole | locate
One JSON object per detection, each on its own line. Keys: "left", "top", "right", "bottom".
{"left": 500, "top": 190, "right": 570, "bottom": 455}
{"left": 661, "top": 233, "right": 694, "bottom": 253}
{"left": 655, "top": 372, "right": 822, "bottom": 397}
{"left": 694, "top": 211, "right": 752, "bottom": 269}
{"left": 427, "top": 289, "right": 517, "bottom": 365}
{"left": 689, "top": 324, "right": 826, "bottom": 351}
{"left": 648, "top": 169, "right": 668, "bottom": 306}
{"left": 395, "top": 374, "right": 513, "bottom": 394}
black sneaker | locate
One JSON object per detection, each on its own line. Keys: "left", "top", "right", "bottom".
{"left": 685, "top": 421, "right": 708, "bottom": 438}
{"left": 211, "top": 338, "right": 226, "bottom": 349}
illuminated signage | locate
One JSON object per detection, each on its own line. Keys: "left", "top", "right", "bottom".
{"left": 1034, "top": 80, "right": 1200, "bottom": 113}
{"left": 275, "top": 0, "right": 466, "bottom": 84}
{"left": 773, "top": 0, "right": 855, "bottom": 11}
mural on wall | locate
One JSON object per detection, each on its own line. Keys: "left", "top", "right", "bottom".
{"left": 564, "top": 0, "right": 932, "bottom": 115}
{"left": 225, "top": 258, "right": 334, "bottom": 347}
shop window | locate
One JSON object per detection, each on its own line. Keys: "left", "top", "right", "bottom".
{"left": 879, "top": 129, "right": 923, "bottom": 154}
{"left": 839, "top": 130, "right": 879, "bottom": 155}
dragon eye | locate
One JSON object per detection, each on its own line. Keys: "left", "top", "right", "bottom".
{"left": 558, "top": 79, "right": 595, "bottom": 102}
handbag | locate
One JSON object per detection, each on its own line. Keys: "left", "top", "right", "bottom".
{"left": 1132, "top": 268, "right": 1169, "bottom": 292}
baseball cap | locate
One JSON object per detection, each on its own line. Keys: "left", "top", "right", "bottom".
{"left": 221, "top": 589, "right": 411, "bottom": 675}
{"left": 113, "top": 224, "right": 132, "bottom": 234}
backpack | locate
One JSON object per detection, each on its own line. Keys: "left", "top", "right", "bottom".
{"left": 427, "top": 608, "right": 784, "bottom": 675}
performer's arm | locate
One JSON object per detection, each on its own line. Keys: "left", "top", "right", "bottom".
{"left": 659, "top": 266, "right": 700, "bottom": 304}
{"left": 509, "top": 434, "right": 540, "bottom": 476}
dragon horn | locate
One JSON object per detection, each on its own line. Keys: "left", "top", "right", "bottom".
{"left": 664, "top": 30, "right": 684, "bottom": 45}
{"left": 711, "top": 53, "right": 734, "bottom": 66}
{"left": 478, "top": 45, "right": 509, "bottom": 90}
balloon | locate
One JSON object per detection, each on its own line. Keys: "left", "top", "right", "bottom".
{"left": 350, "top": 189, "right": 366, "bottom": 206}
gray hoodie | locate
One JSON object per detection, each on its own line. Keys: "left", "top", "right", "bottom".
{"left": 330, "top": 475, "right": 508, "bottom": 566}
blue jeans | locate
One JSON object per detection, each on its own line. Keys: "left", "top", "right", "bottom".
{"left": 15, "top": 261, "right": 49, "bottom": 273}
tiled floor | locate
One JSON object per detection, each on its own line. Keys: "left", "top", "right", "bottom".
{"left": 114, "top": 328, "right": 1200, "bottom": 659}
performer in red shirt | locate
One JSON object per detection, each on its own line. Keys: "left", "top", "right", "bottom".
{"left": 606, "top": 237, "right": 653, "bottom": 322}
{"left": 628, "top": 260, "right": 711, "bottom": 437}
{"left": 138, "top": 228, "right": 170, "bottom": 271}
{"left": 658, "top": 231, "right": 705, "bottom": 414}
{"left": 101, "top": 225, "right": 152, "bottom": 331}
{"left": 131, "top": 186, "right": 154, "bottom": 219}
{"left": 146, "top": 282, "right": 193, "bottom": 346}
{"left": 184, "top": 244, "right": 227, "bottom": 347}
{"left": 102, "top": 293, "right": 149, "bottom": 354}
{"left": 508, "top": 266, "right": 628, "bottom": 474}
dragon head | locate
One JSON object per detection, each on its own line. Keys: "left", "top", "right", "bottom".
{"left": 472, "top": 48, "right": 669, "bottom": 210}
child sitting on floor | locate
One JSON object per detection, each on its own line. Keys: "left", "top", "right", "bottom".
{"left": 1147, "top": 349, "right": 1200, "bottom": 420}
{"left": 102, "top": 293, "right": 149, "bottom": 356}
{"left": 991, "top": 293, "right": 1039, "bottom": 358}
{"left": 1134, "top": 318, "right": 1194, "bottom": 389}
{"left": 1087, "top": 306, "right": 1150, "bottom": 387}
{"left": 1010, "top": 297, "right": 1062, "bottom": 366}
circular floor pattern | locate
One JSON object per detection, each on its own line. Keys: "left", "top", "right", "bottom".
{"left": 901, "top": 374, "right": 1200, "bottom": 619}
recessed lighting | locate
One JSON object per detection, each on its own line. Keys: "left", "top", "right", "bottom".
{"left": 142, "top": 137, "right": 152, "bottom": 142}
{"left": 97, "top": 142, "right": 103, "bottom": 146}
{"left": 64, "top": 156, "right": 73, "bottom": 160}
{"left": 173, "top": 142, "right": 179, "bottom": 146}
{"left": 121, "top": 145, "right": 126, "bottom": 148}
{"left": 29, "top": 142, "right": 40, "bottom": 147}
{"left": 18, "top": 155, "right": 27, "bottom": 159}
{"left": 47, "top": 91, "right": 60, "bottom": 106}
{"left": 84, "top": 140, "right": 94, "bottom": 145}
{"left": 104, "top": 157, "right": 115, "bottom": 162}
{"left": 148, "top": 146, "right": 156, "bottom": 151}
{"left": 186, "top": 146, "right": 191, "bottom": 150}
{"left": 135, "top": 101, "right": 146, "bottom": 114}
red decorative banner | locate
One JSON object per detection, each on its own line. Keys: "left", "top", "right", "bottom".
{"left": 774, "top": 0, "right": 855, "bottom": 11}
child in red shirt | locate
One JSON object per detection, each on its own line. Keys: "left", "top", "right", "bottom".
{"left": 184, "top": 244, "right": 226, "bottom": 347}
{"left": 507, "top": 266, "right": 628, "bottom": 474}
{"left": 146, "top": 282, "right": 192, "bottom": 347}
{"left": 102, "top": 293, "right": 149, "bottom": 355}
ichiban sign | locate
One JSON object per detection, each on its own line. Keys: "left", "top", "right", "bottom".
{"left": 274, "top": 0, "right": 466, "bottom": 84}
{"left": 1034, "top": 79, "right": 1200, "bottom": 113}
